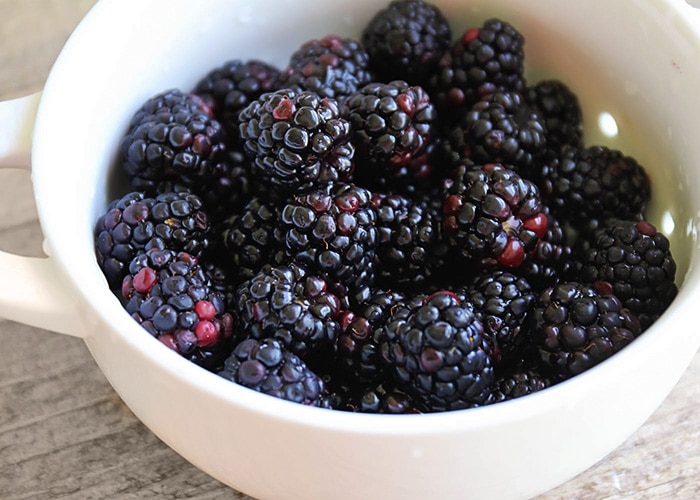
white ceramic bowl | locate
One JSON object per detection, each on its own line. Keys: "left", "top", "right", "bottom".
{"left": 2, "top": 0, "right": 700, "bottom": 498}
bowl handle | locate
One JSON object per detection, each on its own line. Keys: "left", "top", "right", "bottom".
{"left": 0, "top": 93, "right": 89, "bottom": 339}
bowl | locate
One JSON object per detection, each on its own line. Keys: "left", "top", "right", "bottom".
{"left": 1, "top": 0, "right": 700, "bottom": 498}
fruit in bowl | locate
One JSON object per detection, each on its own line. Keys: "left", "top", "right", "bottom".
{"left": 10, "top": 0, "right": 699, "bottom": 498}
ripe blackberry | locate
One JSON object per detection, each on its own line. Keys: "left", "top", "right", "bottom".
{"left": 441, "top": 163, "right": 548, "bottom": 269}
{"left": 445, "top": 91, "right": 547, "bottom": 172}
{"left": 218, "top": 338, "right": 328, "bottom": 407}
{"left": 379, "top": 290, "right": 495, "bottom": 411}
{"left": 361, "top": 0, "right": 451, "bottom": 85}
{"left": 342, "top": 80, "right": 437, "bottom": 190}
{"left": 238, "top": 88, "right": 355, "bottom": 192}
{"left": 233, "top": 264, "right": 342, "bottom": 363}
{"left": 524, "top": 80, "right": 584, "bottom": 152}
{"left": 279, "top": 182, "right": 379, "bottom": 290}
{"left": 220, "top": 196, "right": 288, "bottom": 285}
{"left": 463, "top": 270, "right": 535, "bottom": 364}
{"left": 121, "top": 249, "right": 235, "bottom": 371}
{"left": 95, "top": 190, "right": 211, "bottom": 289}
{"left": 277, "top": 35, "right": 374, "bottom": 102}
{"left": 371, "top": 192, "right": 448, "bottom": 287}
{"left": 192, "top": 59, "right": 281, "bottom": 138}
{"left": 491, "top": 360, "right": 555, "bottom": 403}
{"left": 529, "top": 281, "right": 643, "bottom": 378}
{"left": 335, "top": 289, "right": 412, "bottom": 383}
{"left": 120, "top": 89, "right": 228, "bottom": 192}
{"left": 514, "top": 205, "right": 578, "bottom": 291}
{"left": 578, "top": 219, "right": 678, "bottom": 329}
{"left": 329, "top": 381, "right": 423, "bottom": 414}
{"left": 428, "top": 18, "right": 526, "bottom": 122}
{"left": 538, "top": 145, "right": 651, "bottom": 228}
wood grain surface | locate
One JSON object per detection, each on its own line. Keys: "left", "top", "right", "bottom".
{"left": 1, "top": 1, "right": 699, "bottom": 499}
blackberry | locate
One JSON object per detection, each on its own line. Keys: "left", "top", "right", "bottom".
{"left": 342, "top": 80, "right": 437, "bottom": 190}
{"left": 238, "top": 88, "right": 354, "bottom": 192}
{"left": 361, "top": 0, "right": 451, "bottom": 85}
{"left": 192, "top": 59, "right": 281, "bottom": 138}
{"left": 441, "top": 163, "right": 548, "bottom": 269}
{"left": 277, "top": 35, "right": 374, "bottom": 102}
{"left": 463, "top": 270, "right": 535, "bottom": 364}
{"left": 491, "top": 360, "right": 555, "bottom": 403}
{"left": 279, "top": 182, "right": 379, "bottom": 290}
{"left": 445, "top": 91, "right": 547, "bottom": 172}
{"left": 529, "top": 281, "right": 643, "bottom": 378}
{"left": 428, "top": 18, "right": 526, "bottom": 121}
{"left": 121, "top": 249, "right": 235, "bottom": 371}
{"left": 379, "top": 290, "right": 495, "bottom": 411}
{"left": 220, "top": 196, "right": 288, "bottom": 285}
{"left": 371, "top": 192, "right": 448, "bottom": 286}
{"left": 233, "top": 264, "right": 342, "bottom": 363}
{"left": 335, "top": 289, "right": 412, "bottom": 383}
{"left": 120, "top": 89, "right": 228, "bottom": 192}
{"left": 329, "top": 381, "right": 423, "bottom": 414}
{"left": 218, "top": 338, "right": 328, "bottom": 407}
{"left": 95, "top": 191, "right": 211, "bottom": 289}
{"left": 538, "top": 145, "right": 651, "bottom": 228}
{"left": 578, "top": 219, "right": 678, "bottom": 329}
{"left": 524, "top": 80, "right": 584, "bottom": 152}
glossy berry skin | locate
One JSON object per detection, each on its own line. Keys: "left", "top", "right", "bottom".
{"left": 121, "top": 249, "right": 235, "bottom": 371}
{"left": 329, "top": 381, "right": 423, "bottom": 414}
{"left": 578, "top": 219, "right": 677, "bottom": 329}
{"left": 279, "top": 182, "right": 379, "bottom": 290}
{"left": 120, "top": 89, "right": 228, "bottom": 193}
{"left": 429, "top": 18, "right": 525, "bottom": 121}
{"left": 233, "top": 264, "right": 342, "bottom": 363}
{"left": 238, "top": 88, "right": 355, "bottom": 192}
{"left": 491, "top": 362, "right": 555, "bottom": 403}
{"left": 361, "top": 0, "right": 451, "bottom": 86}
{"left": 277, "top": 35, "right": 374, "bottom": 102}
{"left": 94, "top": 191, "right": 211, "bottom": 289}
{"left": 379, "top": 291, "right": 495, "bottom": 411}
{"left": 218, "top": 338, "right": 328, "bottom": 407}
{"left": 529, "top": 281, "right": 642, "bottom": 378}
{"left": 524, "top": 79, "right": 584, "bottom": 153}
{"left": 442, "top": 163, "right": 548, "bottom": 269}
{"left": 343, "top": 80, "right": 436, "bottom": 190}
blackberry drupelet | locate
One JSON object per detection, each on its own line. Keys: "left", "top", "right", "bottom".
{"left": 445, "top": 90, "right": 548, "bottom": 172}
{"left": 238, "top": 88, "right": 355, "bottom": 192}
{"left": 95, "top": 190, "right": 211, "bottom": 289}
{"left": 361, "top": 0, "right": 451, "bottom": 85}
{"left": 529, "top": 281, "right": 643, "bottom": 378}
{"left": 379, "top": 290, "right": 495, "bottom": 411}
{"left": 220, "top": 196, "right": 288, "bottom": 286}
{"left": 371, "top": 192, "right": 448, "bottom": 287}
{"left": 578, "top": 219, "right": 678, "bottom": 329}
{"left": 441, "top": 162, "right": 548, "bottom": 269}
{"left": 192, "top": 59, "right": 281, "bottom": 138}
{"left": 538, "top": 145, "right": 651, "bottom": 228}
{"left": 277, "top": 35, "right": 374, "bottom": 102}
{"left": 524, "top": 79, "right": 584, "bottom": 153}
{"left": 463, "top": 270, "right": 535, "bottom": 364}
{"left": 121, "top": 249, "right": 235, "bottom": 371}
{"left": 428, "top": 18, "right": 526, "bottom": 122}
{"left": 233, "top": 264, "right": 342, "bottom": 363}
{"left": 343, "top": 80, "right": 437, "bottom": 191}
{"left": 218, "top": 338, "right": 329, "bottom": 407}
{"left": 279, "top": 182, "right": 379, "bottom": 290}
{"left": 120, "top": 89, "right": 229, "bottom": 193}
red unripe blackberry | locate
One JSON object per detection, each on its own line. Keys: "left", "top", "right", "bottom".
{"left": 218, "top": 338, "right": 329, "bottom": 407}
{"left": 442, "top": 163, "right": 547, "bottom": 269}
{"left": 122, "top": 249, "right": 235, "bottom": 371}
{"left": 238, "top": 88, "right": 355, "bottom": 192}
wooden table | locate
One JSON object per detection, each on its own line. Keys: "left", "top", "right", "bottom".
{"left": 1, "top": 1, "right": 699, "bottom": 498}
